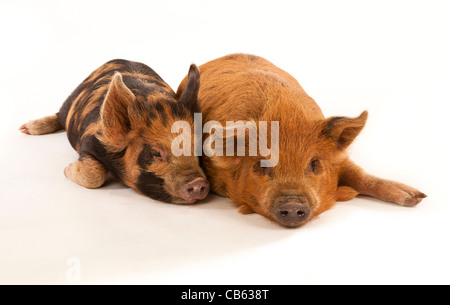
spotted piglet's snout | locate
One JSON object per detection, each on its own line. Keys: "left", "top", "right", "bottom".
{"left": 180, "top": 177, "right": 210, "bottom": 203}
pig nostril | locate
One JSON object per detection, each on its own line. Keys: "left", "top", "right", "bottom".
{"left": 274, "top": 201, "right": 310, "bottom": 227}
{"left": 180, "top": 178, "right": 210, "bottom": 201}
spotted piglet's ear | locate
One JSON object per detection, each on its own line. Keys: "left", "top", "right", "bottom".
{"left": 178, "top": 64, "right": 200, "bottom": 111}
{"left": 321, "top": 111, "right": 368, "bottom": 150}
{"left": 100, "top": 72, "right": 136, "bottom": 149}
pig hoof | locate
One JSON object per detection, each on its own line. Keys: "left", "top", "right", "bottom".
{"left": 19, "top": 124, "right": 30, "bottom": 135}
{"left": 336, "top": 186, "right": 359, "bottom": 202}
{"left": 18, "top": 115, "right": 62, "bottom": 135}
{"left": 238, "top": 204, "right": 255, "bottom": 214}
{"left": 390, "top": 183, "right": 427, "bottom": 207}
{"left": 401, "top": 190, "right": 427, "bottom": 207}
{"left": 64, "top": 164, "right": 73, "bottom": 178}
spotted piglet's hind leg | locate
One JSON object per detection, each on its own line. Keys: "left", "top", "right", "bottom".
{"left": 339, "top": 159, "right": 427, "bottom": 207}
{"left": 64, "top": 156, "right": 107, "bottom": 189}
{"left": 20, "top": 114, "right": 63, "bottom": 135}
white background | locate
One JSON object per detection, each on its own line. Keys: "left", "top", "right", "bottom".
{"left": 0, "top": 0, "right": 449, "bottom": 284}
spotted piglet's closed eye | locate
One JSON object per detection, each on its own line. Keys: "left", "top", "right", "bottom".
{"left": 137, "top": 143, "right": 168, "bottom": 170}
{"left": 150, "top": 143, "right": 168, "bottom": 162}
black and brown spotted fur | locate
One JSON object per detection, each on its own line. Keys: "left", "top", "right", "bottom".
{"left": 20, "top": 59, "right": 209, "bottom": 204}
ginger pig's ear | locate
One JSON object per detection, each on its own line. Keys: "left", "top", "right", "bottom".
{"left": 178, "top": 64, "right": 200, "bottom": 111}
{"left": 321, "top": 111, "right": 368, "bottom": 150}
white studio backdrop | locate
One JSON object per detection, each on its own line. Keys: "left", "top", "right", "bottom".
{"left": 0, "top": 0, "right": 449, "bottom": 284}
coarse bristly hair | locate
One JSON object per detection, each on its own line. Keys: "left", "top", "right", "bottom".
{"left": 177, "top": 53, "right": 426, "bottom": 228}
{"left": 20, "top": 59, "right": 208, "bottom": 204}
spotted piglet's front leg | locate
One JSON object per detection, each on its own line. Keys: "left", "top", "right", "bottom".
{"left": 339, "top": 159, "right": 427, "bottom": 207}
{"left": 64, "top": 156, "right": 107, "bottom": 189}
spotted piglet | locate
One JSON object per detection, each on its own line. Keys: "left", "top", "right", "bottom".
{"left": 20, "top": 59, "right": 209, "bottom": 204}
